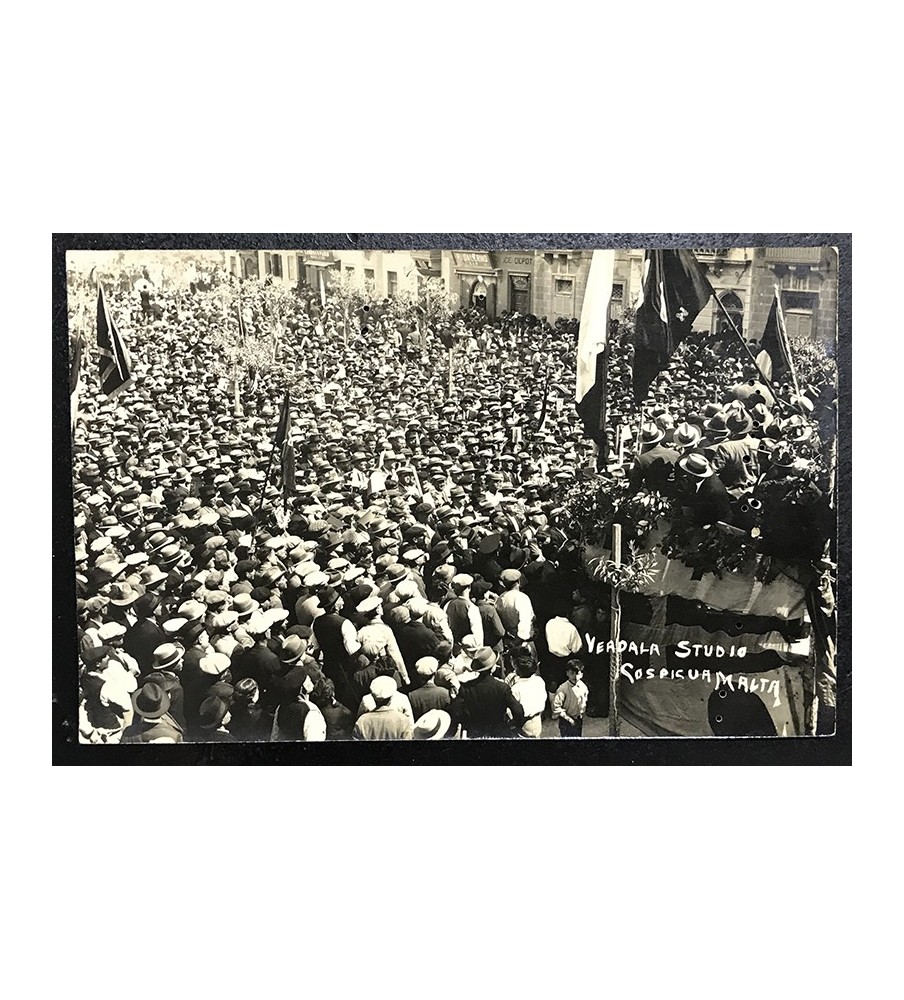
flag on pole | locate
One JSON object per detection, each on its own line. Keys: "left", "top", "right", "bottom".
{"left": 632, "top": 249, "right": 713, "bottom": 401}
{"left": 274, "top": 390, "right": 296, "bottom": 499}
{"left": 756, "top": 286, "right": 792, "bottom": 383}
{"left": 575, "top": 249, "right": 615, "bottom": 447}
{"left": 96, "top": 285, "right": 133, "bottom": 397}
{"left": 236, "top": 299, "right": 247, "bottom": 346}
{"left": 319, "top": 270, "right": 327, "bottom": 309}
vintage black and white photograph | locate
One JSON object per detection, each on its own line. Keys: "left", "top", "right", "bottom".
{"left": 64, "top": 241, "right": 840, "bottom": 746}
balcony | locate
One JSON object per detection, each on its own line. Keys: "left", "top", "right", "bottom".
{"left": 764, "top": 247, "right": 823, "bottom": 265}
{"left": 413, "top": 250, "right": 443, "bottom": 276}
{"left": 692, "top": 248, "right": 751, "bottom": 262}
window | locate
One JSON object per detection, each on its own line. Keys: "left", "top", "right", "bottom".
{"left": 386, "top": 270, "right": 398, "bottom": 295}
{"left": 364, "top": 268, "right": 375, "bottom": 282}
{"left": 272, "top": 254, "right": 283, "bottom": 278}
{"left": 782, "top": 291, "right": 818, "bottom": 340}
{"left": 263, "top": 252, "right": 272, "bottom": 275}
{"left": 554, "top": 277, "right": 575, "bottom": 317}
{"left": 783, "top": 291, "right": 817, "bottom": 311}
{"left": 609, "top": 282, "right": 624, "bottom": 320}
{"left": 288, "top": 256, "right": 296, "bottom": 280}
{"left": 229, "top": 256, "right": 238, "bottom": 276}
{"left": 345, "top": 266, "right": 355, "bottom": 278}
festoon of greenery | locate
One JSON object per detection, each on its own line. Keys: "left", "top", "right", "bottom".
{"left": 555, "top": 475, "right": 672, "bottom": 550}
{"left": 556, "top": 473, "right": 762, "bottom": 582}
{"left": 659, "top": 517, "right": 756, "bottom": 580}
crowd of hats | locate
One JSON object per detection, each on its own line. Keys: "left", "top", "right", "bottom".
{"left": 72, "top": 271, "right": 836, "bottom": 743}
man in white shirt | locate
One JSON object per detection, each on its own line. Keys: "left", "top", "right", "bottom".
{"left": 544, "top": 613, "right": 583, "bottom": 691}
{"left": 496, "top": 569, "right": 535, "bottom": 642}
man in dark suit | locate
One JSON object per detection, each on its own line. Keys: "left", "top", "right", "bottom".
{"left": 123, "top": 594, "right": 166, "bottom": 675}
{"left": 472, "top": 581, "right": 506, "bottom": 655}
{"left": 675, "top": 453, "right": 734, "bottom": 526}
{"left": 408, "top": 658, "right": 452, "bottom": 719}
{"left": 312, "top": 590, "right": 363, "bottom": 709}
{"left": 629, "top": 424, "right": 680, "bottom": 495}
{"left": 448, "top": 648, "right": 524, "bottom": 738}
{"left": 122, "top": 681, "right": 185, "bottom": 743}
{"left": 393, "top": 605, "right": 442, "bottom": 678}
{"left": 232, "top": 614, "right": 282, "bottom": 702}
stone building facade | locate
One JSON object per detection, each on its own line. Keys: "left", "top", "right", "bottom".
{"left": 223, "top": 245, "right": 838, "bottom": 345}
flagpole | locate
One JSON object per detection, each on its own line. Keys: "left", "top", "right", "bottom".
{"left": 712, "top": 291, "right": 783, "bottom": 404}
{"left": 608, "top": 521, "right": 623, "bottom": 737}
{"left": 634, "top": 401, "right": 644, "bottom": 457}
{"left": 256, "top": 443, "right": 278, "bottom": 516}
{"left": 774, "top": 286, "right": 803, "bottom": 404}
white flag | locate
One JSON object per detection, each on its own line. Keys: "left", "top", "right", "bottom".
{"left": 576, "top": 250, "right": 615, "bottom": 403}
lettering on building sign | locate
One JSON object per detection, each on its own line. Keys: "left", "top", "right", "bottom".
{"left": 502, "top": 255, "right": 533, "bottom": 267}
{"left": 454, "top": 252, "right": 493, "bottom": 269}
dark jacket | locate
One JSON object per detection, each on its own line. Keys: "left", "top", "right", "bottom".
{"left": 352, "top": 663, "right": 404, "bottom": 705}
{"left": 233, "top": 643, "right": 282, "bottom": 693}
{"left": 476, "top": 601, "right": 506, "bottom": 649}
{"left": 123, "top": 619, "right": 167, "bottom": 674}
{"left": 227, "top": 703, "right": 271, "bottom": 742}
{"left": 408, "top": 682, "right": 451, "bottom": 720}
{"left": 321, "top": 701, "right": 355, "bottom": 740}
{"left": 313, "top": 613, "right": 355, "bottom": 676}
{"left": 140, "top": 671, "right": 187, "bottom": 731}
{"left": 629, "top": 444, "right": 680, "bottom": 494}
{"left": 180, "top": 660, "right": 219, "bottom": 735}
{"left": 449, "top": 673, "right": 523, "bottom": 738}
{"left": 706, "top": 436, "right": 759, "bottom": 490}
{"left": 445, "top": 596, "right": 477, "bottom": 643}
{"left": 395, "top": 620, "right": 441, "bottom": 672}
{"left": 122, "top": 714, "right": 184, "bottom": 743}
{"left": 677, "top": 473, "right": 733, "bottom": 526}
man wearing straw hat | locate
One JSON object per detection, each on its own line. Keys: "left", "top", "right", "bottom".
{"left": 675, "top": 453, "right": 733, "bottom": 526}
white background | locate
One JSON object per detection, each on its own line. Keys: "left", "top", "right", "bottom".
{"left": 9, "top": 1, "right": 890, "bottom": 996}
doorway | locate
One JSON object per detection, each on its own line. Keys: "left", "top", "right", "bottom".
{"left": 509, "top": 274, "right": 531, "bottom": 314}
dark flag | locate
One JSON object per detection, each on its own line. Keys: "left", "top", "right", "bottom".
{"left": 275, "top": 390, "right": 296, "bottom": 499}
{"left": 96, "top": 285, "right": 133, "bottom": 397}
{"left": 632, "top": 249, "right": 713, "bottom": 401}
{"left": 236, "top": 300, "right": 248, "bottom": 346}
{"left": 756, "top": 287, "right": 791, "bottom": 383}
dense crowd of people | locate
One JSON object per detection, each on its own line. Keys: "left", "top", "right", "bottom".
{"left": 70, "top": 264, "right": 837, "bottom": 742}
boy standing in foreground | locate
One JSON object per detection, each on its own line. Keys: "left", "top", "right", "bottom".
{"left": 553, "top": 660, "right": 589, "bottom": 737}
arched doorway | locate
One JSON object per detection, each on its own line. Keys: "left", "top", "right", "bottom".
{"left": 471, "top": 278, "right": 488, "bottom": 312}
{"left": 713, "top": 290, "right": 744, "bottom": 337}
